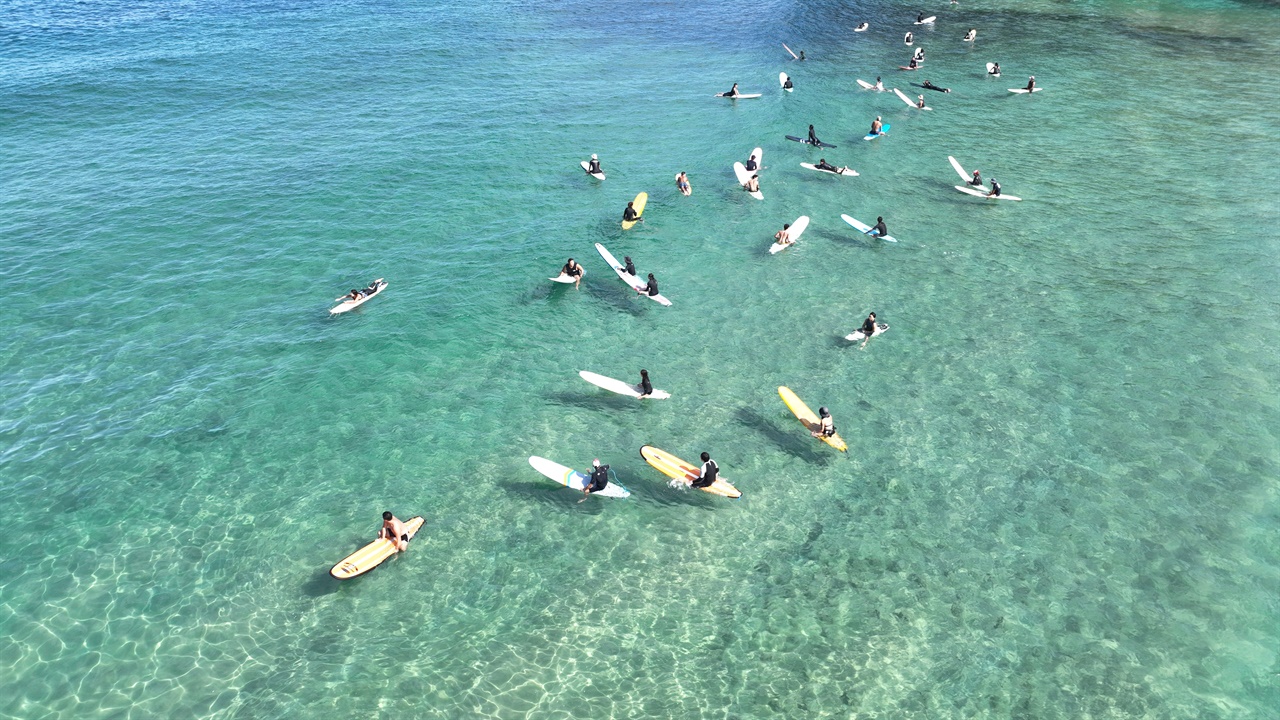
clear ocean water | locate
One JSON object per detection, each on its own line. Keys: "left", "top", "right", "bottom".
{"left": 2, "top": 0, "right": 1277, "bottom": 717}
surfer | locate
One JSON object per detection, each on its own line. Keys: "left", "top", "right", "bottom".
{"left": 622, "top": 201, "right": 642, "bottom": 226}
{"left": 722, "top": 82, "right": 739, "bottom": 97}
{"left": 964, "top": 29, "right": 976, "bottom": 41}
{"left": 815, "top": 158, "right": 847, "bottom": 174}
{"left": 561, "top": 258, "right": 584, "bottom": 289}
{"left": 905, "top": 32, "right": 913, "bottom": 44}
{"left": 380, "top": 511, "right": 410, "bottom": 552}
{"left": 856, "top": 22, "right": 868, "bottom": 31}
{"left": 986, "top": 179, "right": 1002, "bottom": 198}
{"left": 782, "top": 75, "right": 794, "bottom": 90}
{"left": 1025, "top": 76, "right": 1036, "bottom": 91}
{"left": 870, "top": 116, "right": 883, "bottom": 136}
{"left": 586, "top": 154, "right": 602, "bottom": 176}
{"left": 638, "top": 273, "right": 660, "bottom": 297}
{"left": 798, "top": 50, "right": 805, "bottom": 60}
{"left": 745, "top": 174, "right": 760, "bottom": 194}
{"left": 916, "top": 95, "right": 927, "bottom": 108}
{"left": 775, "top": 222, "right": 793, "bottom": 246}
{"left": 691, "top": 452, "right": 719, "bottom": 489}
{"left": 807, "top": 124, "right": 822, "bottom": 146}
{"left": 989, "top": 62, "right": 1001, "bottom": 76}
{"left": 811, "top": 407, "right": 836, "bottom": 439}
{"left": 922, "top": 80, "right": 950, "bottom": 93}
{"left": 871, "top": 217, "right": 888, "bottom": 238}
{"left": 874, "top": 77, "right": 884, "bottom": 91}
{"left": 343, "top": 288, "right": 364, "bottom": 301}
{"left": 675, "top": 171, "right": 691, "bottom": 195}
{"left": 907, "top": 57, "right": 920, "bottom": 70}
{"left": 581, "top": 459, "right": 611, "bottom": 501}
{"left": 913, "top": 48, "right": 925, "bottom": 61}
{"left": 917, "top": 11, "right": 926, "bottom": 22}
{"left": 968, "top": 169, "right": 982, "bottom": 186}
{"left": 858, "top": 312, "right": 879, "bottom": 346}
{"left": 623, "top": 256, "right": 637, "bottom": 277}
{"left": 638, "top": 369, "right": 654, "bottom": 398}
{"left": 744, "top": 153, "right": 759, "bottom": 172}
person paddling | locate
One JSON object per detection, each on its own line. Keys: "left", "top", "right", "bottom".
{"left": 723, "top": 82, "right": 739, "bottom": 97}
{"left": 675, "top": 171, "right": 691, "bottom": 195}
{"left": 815, "top": 158, "right": 840, "bottom": 173}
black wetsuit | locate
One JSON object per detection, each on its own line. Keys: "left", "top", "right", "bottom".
{"left": 643, "top": 277, "right": 659, "bottom": 297}
{"left": 744, "top": 158, "right": 758, "bottom": 171}
{"left": 639, "top": 375, "right": 653, "bottom": 396}
{"left": 587, "top": 465, "right": 610, "bottom": 493}
{"left": 692, "top": 459, "right": 718, "bottom": 488}
{"left": 808, "top": 129, "right": 821, "bottom": 145}
{"left": 623, "top": 206, "right": 639, "bottom": 222}
{"left": 623, "top": 258, "right": 636, "bottom": 276}
{"left": 968, "top": 173, "right": 983, "bottom": 187}
{"left": 990, "top": 181, "right": 1002, "bottom": 197}
{"left": 587, "top": 160, "right": 601, "bottom": 174}
{"left": 873, "top": 220, "right": 887, "bottom": 237}
{"left": 860, "top": 317, "right": 877, "bottom": 336}
{"left": 816, "top": 160, "right": 837, "bottom": 172}
{"left": 989, "top": 65, "right": 1000, "bottom": 75}
{"left": 783, "top": 78, "right": 793, "bottom": 89}
{"left": 561, "top": 262, "right": 582, "bottom": 278}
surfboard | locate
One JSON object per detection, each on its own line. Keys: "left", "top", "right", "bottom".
{"left": 783, "top": 43, "right": 799, "bottom": 59}
{"left": 329, "top": 516, "right": 424, "bottom": 580}
{"left": 948, "top": 156, "right": 987, "bottom": 190}
{"left": 846, "top": 323, "right": 889, "bottom": 341}
{"left": 769, "top": 215, "right": 811, "bottom": 254}
{"left": 579, "top": 370, "right": 670, "bottom": 400}
{"left": 855, "top": 79, "right": 878, "bottom": 90}
{"left": 621, "top": 192, "right": 647, "bottom": 229}
{"left": 955, "top": 185, "right": 1022, "bottom": 201}
{"left": 800, "top": 163, "right": 858, "bottom": 176}
{"left": 550, "top": 273, "right": 577, "bottom": 284}
{"left": 778, "top": 386, "right": 848, "bottom": 452}
{"left": 733, "top": 162, "right": 763, "bottom": 200}
{"left": 330, "top": 279, "right": 386, "bottom": 315}
{"left": 863, "top": 123, "right": 890, "bottom": 141}
{"left": 855, "top": 23, "right": 869, "bottom": 32}
{"left": 1009, "top": 87, "right": 1042, "bottom": 94}
{"left": 898, "top": 65, "right": 920, "bottom": 71}
{"left": 528, "top": 456, "right": 631, "bottom": 499}
{"left": 715, "top": 92, "right": 762, "bottom": 99}
{"left": 639, "top": 445, "right": 741, "bottom": 498}
{"left": 779, "top": 72, "right": 792, "bottom": 92}
{"left": 580, "top": 160, "right": 604, "bottom": 181}
{"left": 675, "top": 173, "right": 691, "bottom": 196}
{"left": 904, "top": 33, "right": 914, "bottom": 46}
{"left": 785, "top": 135, "right": 837, "bottom": 148}
{"left": 964, "top": 31, "right": 977, "bottom": 42}
{"left": 986, "top": 62, "right": 1000, "bottom": 77}
{"left": 914, "top": 15, "right": 936, "bottom": 24}
{"left": 893, "top": 87, "right": 931, "bottom": 110}
{"left": 594, "top": 242, "right": 672, "bottom": 306}
{"left": 841, "top": 214, "right": 897, "bottom": 242}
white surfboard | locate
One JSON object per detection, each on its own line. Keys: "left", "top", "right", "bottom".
{"left": 1009, "top": 87, "right": 1042, "bottom": 94}
{"left": 578, "top": 370, "right": 670, "bottom": 400}
{"left": 954, "top": 185, "right": 1022, "bottom": 201}
{"left": 914, "top": 15, "right": 936, "bottom": 24}
{"left": 800, "top": 162, "right": 858, "bottom": 176}
{"left": 893, "top": 87, "right": 931, "bottom": 110}
{"left": 779, "top": 72, "right": 792, "bottom": 92}
{"left": 715, "top": 92, "right": 762, "bottom": 99}
{"left": 856, "top": 78, "right": 885, "bottom": 91}
{"left": 594, "top": 243, "right": 672, "bottom": 306}
{"left": 580, "top": 160, "right": 604, "bottom": 180}
{"left": 986, "top": 62, "right": 1000, "bottom": 77}
{"left": 854, "top": 23, "right": 869, "bottom": 32}
{"left": 330, "top": 279, "right": 386, "bottom": 314}
{"left": 528, "top": 456, "right": 631, "bottom": 498}
{"left": 841, "top": 214, "right": 896, "bottom": 242}
{"left": 948, "top": 156, "right": 987, "bottom": 190}
{"left": 733, "top": 162, "right": 763, "bottom": 200}
{"left": 550, "top": 273, "right": 577, "bottom": 284}
{"left": 845, "top": 323, "right": 889, "bottom": 341}
{"left": 783, "top": 43, "right": 799, "bottom": 59}
{"left": 769, "top": 215, "right": 811, "bottom": 254}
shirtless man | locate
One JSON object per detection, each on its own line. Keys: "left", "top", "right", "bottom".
{"left": 380, "top": 511, "right": 409, "bottom": 552}
{"left": 775, "top": 222, "right": 793, "bottom": 246}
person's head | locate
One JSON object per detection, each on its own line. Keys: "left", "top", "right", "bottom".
{"left": 383, "top": 511, "right": 393, "bottom": 521}
{"left": 648, "top": 273, "right": 655, "bottom": 281}
{"left": 974, "top": 169, "right": 980, "bottom": 174}
{"left": 750, "top": 154, "right": 756, "bottom": 160}
{"left": 783, "top": 223, "right": 790, "bottom": 229}
{"left": 640, "top": 369, "right": 648, "bottom": 378}
{"left": 627, "top": 201, "right": 633, "bottom": 207}
{"left": 819, "top": 407, "right": 829, "bottom": 417}
{"left": 877, "top": 216, "right": 883, "bottom": 223}
{"left": 624, "top": 256, "right": 632, "bottom": 264}
{"left": 752, "top": 174, "right": 759, "bottom": 179}
{"left": 1030, "top": 76, "right": 1035, "bottom": 80}
{"left": 869, "top": 311, "right": 876, "bottom": 319}
{"left": 819, "top": 158, "right": 825, "bottom": 164}
{"left": 876, "top": 76, "right": 881, "bottom": 81}
{"left": 918, "top": 95, "right": 924, "bottom": 100}
{"left": 700, "top": 452, "right": 710, "bottom": 462}
{"left": 592, "top": 458, "right": 600, "bottom": 467}
{"left": 877, "top": 116, "right": 882, "bottom": 121}
{"left": 809, "top": 124, "right": 814, "bottom": 131}
{"left": 567, "top": 258, "right": 575, "bottom": 265}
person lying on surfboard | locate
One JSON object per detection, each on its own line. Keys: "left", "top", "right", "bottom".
{"left": 622, "top": 202, "right": 641, "bottom": 225}
{"left": 745, "top": 174, "right": 760, "bottom": 193}
{"left": 922, "top": 80, "right": 950, "bottom": 93}
{"left": 638, "top": 273, "right": 660, "bottom": 297}
{"left": 343, "top": 288, "right": 364, "bottom": 301}
{"left": 811, "top": 407, "right": 837, "bottom": 439}
{"left": 560, "top": 258, "right": 584, "bottom": 288}
{"left": 381, "top": 511, "right": 410, "bottom": 552}
{"left": 986, "top": 179, "right": 1002, "bottom": 198}
{"left": 586, "top": 154, "right": 602, "bottom": 175}
{"left": 815, "top": 158, "right": 848, "bottom": 174}
{"left": 638, "top": 369, "right": 654, "bottom": 398}
{"left": 692, "top": 452, "right": 719, "bottom": 489}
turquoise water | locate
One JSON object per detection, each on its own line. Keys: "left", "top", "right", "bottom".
{"left": 2, "top": 0, "right": 1278, "bottom": 716}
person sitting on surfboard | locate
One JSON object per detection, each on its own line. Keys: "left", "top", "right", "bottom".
{"left": 775, "top": 222, "right": 793, "bottom": 246}
{"left": 638, "top": 273, "right": 659, "bottom": 297}
{"left": 913, "top": 48, "right": 925, "bottom": 61}
{"left": 798, "top": 50, "right": 805, "bottom": 60}
{"left": 691, "top": 452, "right": 718, "bottom": 489}
{"left": 782, "top": 75, "right": 793, "bottom": 90}
{"left": 381, "top": 511, "right": 410, "bottom": 552}
{"left": 856, "top": 22, "right": 868, "bottom": 31}
{"left": 622, "top": 202, "right": 641, "bottom": 225}
{"left": 964, "top": 29, "right": 976, "bottom": 41}
{"left": 989, "top": 62, "right": 1001, "bottom": 75}
{"left": 723, "top": 83, "right": 739, "bottom": 97}
{"left": 858, "top": 313, "right": 879, "bottom": 346}
{"left": 904, "top": 32, "right": 913, "bottom": 44}
{"left": 582, "top": 459, "right": 611, "bottom": 500}
{"left": 874, "top": 77, "right": 884, "bottom": 91}
{"left": 922, "top": 80, "right": 950, "bottom": 93}
{"left": 744, "top": 154, "right": 759, "bottom": 172}
{"left": 987, "top": 179, "right": 1002, "bottom": 198}
{"left": 638, "top": 369, "right": 654, "bottom": 398}
{"left": 907, "top": 57, "right": 919, "bottom": 70}
{"left": 812, "top": 407, "right": 837, "bottom": 439}
{"left": 561, "top": 258, "right": 584, "bottom": 289}
{"left": 870, "top": 117, "right": 883, "bottom": 135}
{"left": 807, "top": 124, "right": 821, "bottom": 146}
{"left": 917, "top": 95, "right": 927, "bottom": 108}
{"left": 871, "top": 217, "right": 888, "bottom": 238}
{"left": 968, "top": 169, "right": 983, "bottom": 186}
{"left": 586, "top": 154, "right": 602, "bottom": 175}
{"left": 917, "top": 11, "right": 926, "bottom": 22}
{"left": 745, "top": 174, "right": 760, "bottom": 193}
{"left": 623, "top": 256, "right": 636, "bottom": 277}
{"left": 675, "top": 172, "right": 690, "bottom": 195}
{"left": 1025, "top": 76, "right": 1036, "bottom": 91}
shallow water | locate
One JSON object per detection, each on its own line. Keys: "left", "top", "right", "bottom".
{"left": 1, "top": 0, "right": 1277, "bottom": 717}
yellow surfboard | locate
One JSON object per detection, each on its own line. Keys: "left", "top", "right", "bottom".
{"left": 621, "top": 192, "right": 647, "bottom": 229}
{"left": 329, "top": 516, "right": 425, "bottom": 580}
{"left": 778, "top": 386, "right": 848, "bottom": 452}
{"left": 640, "top": 445, "right": 741, "bottom": 498}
